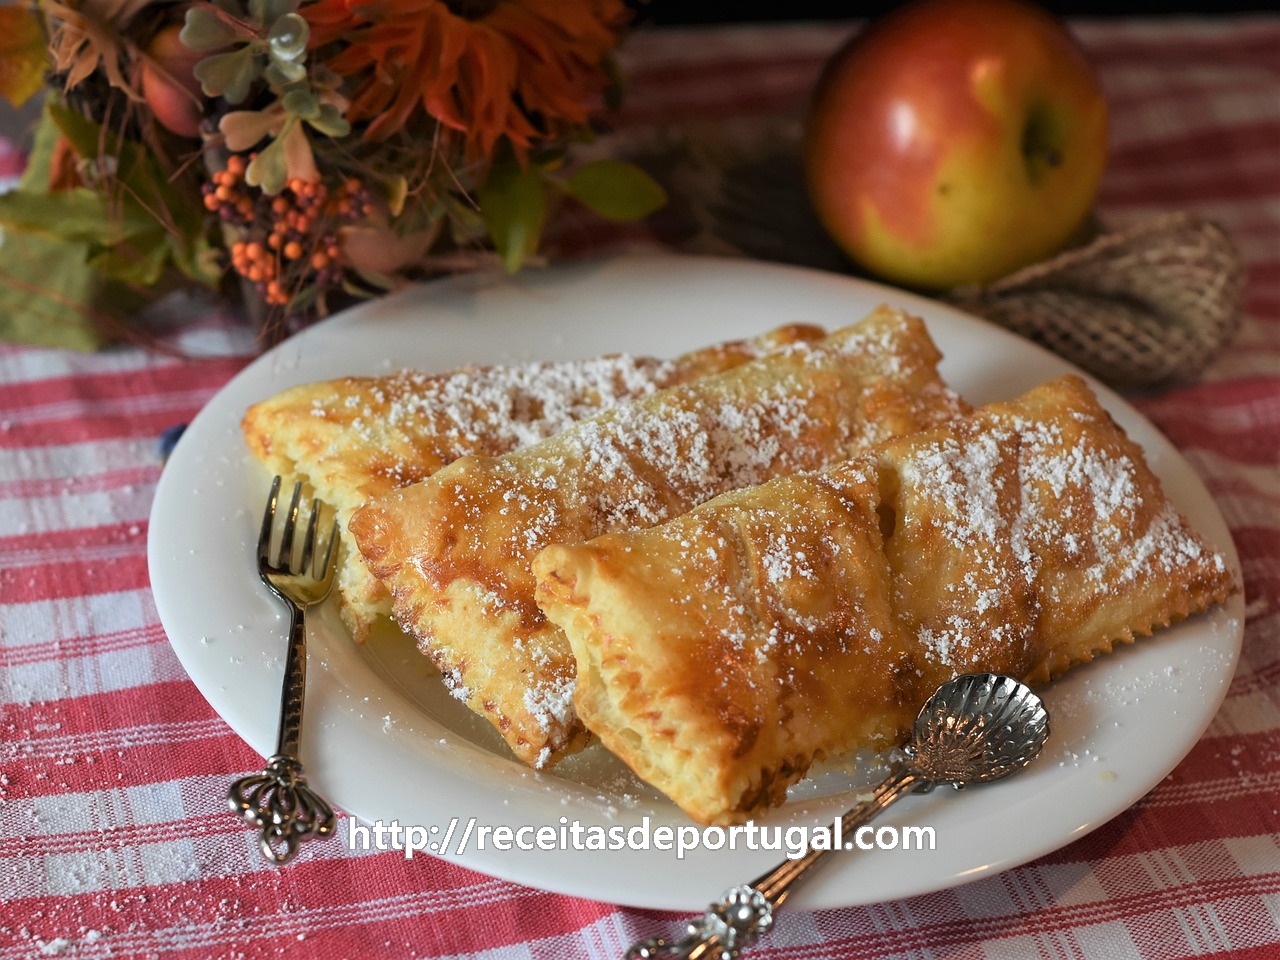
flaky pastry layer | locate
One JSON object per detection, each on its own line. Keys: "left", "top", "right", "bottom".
{"left": 349, "top": 306, "right": 967, "bottom": 767}
{"left": 534, "top": 375, "right": 1238, "bottom": 825}
{"left": 242, "top": 324, "right": 826, "bottom": 640}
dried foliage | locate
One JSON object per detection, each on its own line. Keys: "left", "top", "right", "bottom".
{"left": 0, "top": 0, "right": 666, "bottom": 348}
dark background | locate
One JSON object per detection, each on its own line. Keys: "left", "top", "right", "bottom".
{"left": 632, "top": 0, "right": 1274, "bottom": 23}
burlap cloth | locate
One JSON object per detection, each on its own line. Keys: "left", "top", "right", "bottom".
{"left": 946, "top": 212, "right": 1244, "bottom": 388}
{"left": 632, "top": 127, "right": 1244, "bottom": 389}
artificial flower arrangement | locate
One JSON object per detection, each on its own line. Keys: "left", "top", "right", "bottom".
{"left": 0, "top": 0, "right": 664, "bottom": 349}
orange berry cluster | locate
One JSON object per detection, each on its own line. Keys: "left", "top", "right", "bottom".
{"left": 203, "top": 154, "right": 372, "bottom": 310}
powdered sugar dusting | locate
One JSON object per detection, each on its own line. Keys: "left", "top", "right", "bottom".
{"left": 311, "top": 355, "right": 681, "bottom": 473}
{"left": 440, "top": 667, "right": 471, "bottom": 703}
{"left": 566, "top": 384, "right": 826, "bottom": 529}
{"left": 524, "top": 674, "right": 577, "bottom": 736}
{"left": 897, "top": 404, "right": 1229, "bottom": 671}
{"left": 522, "top": 672, "right": 579, "bottom": 769}
{"left": 762, "top": 533, "right": 816, "bottom": 584}
{"left": 906, "top": 431, "right": 1009, "bottom": 557}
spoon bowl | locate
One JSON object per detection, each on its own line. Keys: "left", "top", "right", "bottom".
{"left": 910, "top": 672, "right": 1051, "bottom": 787}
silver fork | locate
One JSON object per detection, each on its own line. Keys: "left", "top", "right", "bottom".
{"left": 228, "top": 476, "right": 339, "bottom": 864}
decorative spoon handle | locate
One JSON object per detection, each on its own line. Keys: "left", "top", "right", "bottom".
{"left": 625, "top": 673, "right": 1050, "bottom": 960}
{"left": 751, "top": 764, "right": 922, "bottom": 907}
{"left": 625, "top": 765, "right": 924, "bottom": 960}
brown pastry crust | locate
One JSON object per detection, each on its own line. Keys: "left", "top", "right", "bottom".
{"left": 349, "top": 306, "right": 967, "bottom": 767}
{"left": 534, "top": 375, "right": 1239, "bottom": 825}
{"left": 241, "top": 323, "right": 827, "bottom": 640}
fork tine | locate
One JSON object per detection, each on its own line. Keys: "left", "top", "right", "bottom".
{"left": 299, "top": 498, "right": 321, "bottom": 576}
{"left": 259, "top": 475, "right": 282, "bottom": 566}
{"left": 278, "top": 482, "right": 304, "bottom": 572}
{"left": 320, "top": 519, "right": 339, "bottom": 580}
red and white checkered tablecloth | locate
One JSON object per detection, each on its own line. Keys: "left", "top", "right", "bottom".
{"left": 3, "top": 16, "right": 1279, "bottom": 960}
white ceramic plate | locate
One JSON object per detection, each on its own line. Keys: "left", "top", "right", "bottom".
{"left": 149, "top": 254, "right": 1243, "bottom": 911}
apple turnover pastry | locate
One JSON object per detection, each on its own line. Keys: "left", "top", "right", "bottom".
{"left": 349, "top": 306, "right": 968, "bottom": 768}
{"left": 534, "top": 375, "right": 1237, "bottom": 825}
{"left": 242, "top": 323, "right": 825, "bottom": 640}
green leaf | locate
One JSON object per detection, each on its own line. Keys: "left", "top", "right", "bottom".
{"left": 175, "top": 234, "right": 225, "bottom": 287}
{"left": 245, "top": 126, "right": 290, "bottom": 194}
{"left": 344, "top": 269, "right": 397, "bottom": 296}
{"left": 307, "top": 102, "right": 350, "bottom": 138}
{"left": 478, "top": 163, "right": 546, "bottom": 274}
{"left": 46, "top": 104, "right": 201, "bottom": 238}
{"left": 564, "top": 160, "right": 666, "bottom": 221}
{"left": 281, "top": 87, "right": 319, "bottom": 120}
{"left": 20, "top": 98, "right": 62, "bottom": 194}
{"left": 89, "top": 227, "right": 173, "bottom": 286}
{"left": 46, "top": 102, "right": 111, "bottom": 166}
{"left": 0, "top": 188, "right": 153, "bottom": 247}
{"left": 181, "top": 6, "right": 241, "bottom": 51}
{"left": 0, "top": 229, "right": 151, "bottom": 351}
{"left": 194, "top": 45, "right": 259, "bottom": 103}
{"left": 444, "top": 193, "right": 486, "bottom": 246}
{"left": 268, "top": 13, "right": 309, "bottom": 61}
{"left": 263, "top": 58, "right": 306, "bottom": 88}
{"left": 9, "top": 102, "right": 221, "bottom": 293}
{"left": 384, "top": 175, "right": 409, "bottom": 218}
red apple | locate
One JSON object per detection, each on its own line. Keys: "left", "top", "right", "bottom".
{"left": 804, "top": 0, "right": 1108, "bottom": 289}
{"left": 140, "top": 25, "right": 206, "bottom": 139}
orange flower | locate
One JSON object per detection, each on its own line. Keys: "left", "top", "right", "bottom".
{"left": 303, "top": 0, "right": 629, "bottom": 162}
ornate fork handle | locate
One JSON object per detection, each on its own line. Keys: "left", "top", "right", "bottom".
{"left": 228, "top": 600, "right": 335, "bottom": 863}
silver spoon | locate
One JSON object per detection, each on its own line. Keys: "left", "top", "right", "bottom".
{"left": 626, "top": 672, "right": 1051, "bottom": 960}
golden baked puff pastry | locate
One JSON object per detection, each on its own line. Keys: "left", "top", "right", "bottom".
{"left": 349, "top": 306, "right": 968, "bottom": 768}
{"left": 534, "top": 375, "right": 1238, "bottom": 825}
{"left": 241, "top": 323, "right": 826, "bottom": 641}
